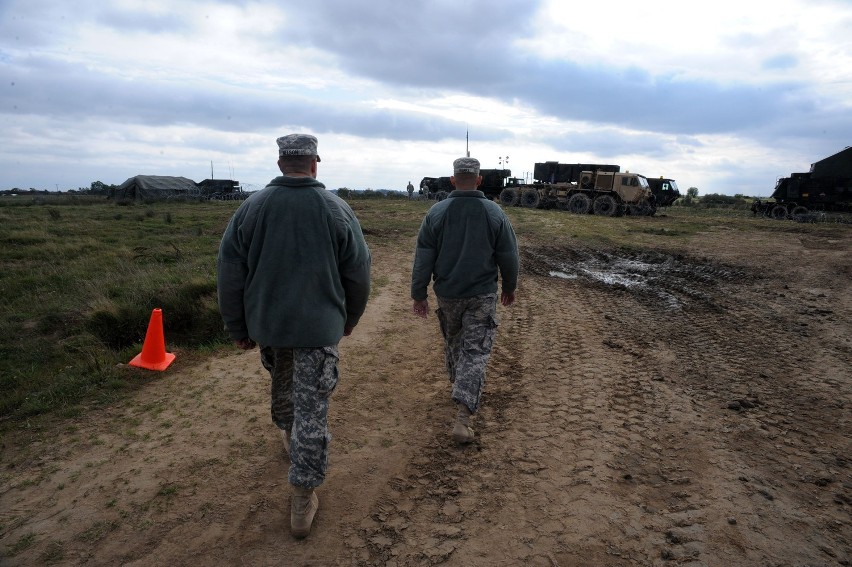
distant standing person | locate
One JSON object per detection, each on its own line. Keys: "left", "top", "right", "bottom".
{"left": 410, "top": 157, "right": 519, "bottom": 444}
{"left": 407, "top": 180, "right": 414, "bottom": 199}
{"left": 217, "top": 134, "right": 371, "bottom": 538}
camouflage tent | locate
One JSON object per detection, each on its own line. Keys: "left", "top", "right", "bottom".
{"left": 110, "top": 175, "right": 200, "bottom": 201}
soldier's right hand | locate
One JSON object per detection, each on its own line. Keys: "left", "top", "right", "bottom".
{"left": 412, "top": 299, "right": 429, "bottom": 318}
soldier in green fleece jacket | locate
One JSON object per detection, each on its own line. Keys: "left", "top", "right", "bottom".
{"left": 411, "top": 156, "right": 519, "bottom": 445}
{"left": 217, "top": 134, "right": 371, "bottom": 539}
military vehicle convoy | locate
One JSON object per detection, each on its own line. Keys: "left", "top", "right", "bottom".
{"left": 753, "top": 147, "right": 852, "bottom": 219}
{"left": 420, "top": 159, "right": 679, "bottom": 217}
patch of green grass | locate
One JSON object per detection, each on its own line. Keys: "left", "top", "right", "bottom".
{"left": 157, "top": 484, "right": 179, "bottom": 497}
{"left": 0, "top": 200, "right": 237, "bottom": 425}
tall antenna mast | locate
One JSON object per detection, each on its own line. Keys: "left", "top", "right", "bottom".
{"left": 466, "top": 130, "right": 470, "bottom": 157}
{"left": 210, "top": 161, "right": 214, "bottom": 180}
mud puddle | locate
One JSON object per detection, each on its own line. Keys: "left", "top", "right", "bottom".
{"left": 522, "top": 246, "right": 749, "bottom": 311}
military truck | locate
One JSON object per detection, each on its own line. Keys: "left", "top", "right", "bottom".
{"left": 419, "top": 176, "right": 453, "bottom": 200}
{"left": 533, "top": 161, "right": 679, "bottom": 210}
{"left": 645, "top": 177, "right": 681, "bottom": 207}
{"left": 479, "top": 168, "right": 514, "bottom": 199}
{"left": 754, "top": 147, "right": 852, "bottom": 219}
{"left": 499, "top": 165, "right": 656, "bottom": 216}
{"left": 419, "top": 168, "right": 512, "bottom": 201}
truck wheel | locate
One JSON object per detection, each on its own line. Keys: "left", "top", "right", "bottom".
{"left": 593, "top": 194, "right": 618, "bottom": 216}
{"left": 791, "top": 205, "right": 808, "bottom": 218}
{"left": 629, "top": 201, "right": 656, "bottom": 216}
{"left": 644, "top": 195, "right": 658, "bottom": 216}
{"left": 521, "top": 188, "right": 541, "bottom": 209}
{"left": 567, "top": 193, "right": 592, "bottom": 214}
{"left": 770, "top": 204, "right": 788, "bottom": 220}
{"left": 499, "top": 188, "right": 520, "bottom": 207}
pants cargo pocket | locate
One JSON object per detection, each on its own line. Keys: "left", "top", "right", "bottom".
{"left": 317, "top": 346, "right": 339, "bottom": 397}
{"left": 480, "top": 314, "right": 498, "bottom": 351}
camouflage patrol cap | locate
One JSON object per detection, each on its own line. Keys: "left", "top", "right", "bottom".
{"left": 276, "top": 134, "right": 321, "bottom": 162}
{"left": 453, "top": 157, "right": 480, "bottom": 175}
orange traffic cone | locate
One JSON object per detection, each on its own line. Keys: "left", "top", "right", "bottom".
{"left": 129, "top": 308, "right": 176, "bottom": 371}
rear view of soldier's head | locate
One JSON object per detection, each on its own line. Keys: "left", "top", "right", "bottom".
{"left": 276, "top": 134, "right": 321, "bottom": 177}
{"left": 451, "top": 157, "right": 482, "bottom": 190}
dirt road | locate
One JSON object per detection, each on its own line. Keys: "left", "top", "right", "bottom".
{"left": 2, "top": 217, "right": 850, "bottom": 566}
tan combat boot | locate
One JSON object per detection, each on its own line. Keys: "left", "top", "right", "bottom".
{"left": 290, "top": 486, "right": 319, "bottom": 538}
{"left": 452, "top": 403, "right": 475, "bottom": 444}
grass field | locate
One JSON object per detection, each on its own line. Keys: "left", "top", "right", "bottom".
{"left": 1, "top": 193, "right": 844, "bottom": 428}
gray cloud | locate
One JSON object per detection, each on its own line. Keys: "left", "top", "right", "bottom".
{"left": 283, "top": 0, "right": 848, "bottom": 153}
{"left": 0, "top": 52, "right": 508, "bottom": 144}
{"left": 4, "top": 0, "right": 846, "bottom": 152}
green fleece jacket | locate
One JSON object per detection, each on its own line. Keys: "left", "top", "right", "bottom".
{"left": 217, "top": 176, "right": 371, "bottom": 347}
{"left": 411, "top": 189, "right": 519, "bottom": 301}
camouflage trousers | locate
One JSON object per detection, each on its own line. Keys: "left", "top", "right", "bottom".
{"left": 259, "top": 345, "right": 339, "bottom": 489}
{"left": 436, "top": 293, "right": 498, "bottom": 414}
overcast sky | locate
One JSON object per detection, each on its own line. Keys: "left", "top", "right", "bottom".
{"left": 2, "top": 0, "right": 851, "bottom": 195}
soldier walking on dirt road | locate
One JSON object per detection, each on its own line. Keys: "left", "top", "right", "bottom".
{"left": 217, "top": 134, "right": 372, "bottom": 539}
{"left": 410, "top": 156, "right": 519, "bottom": 444}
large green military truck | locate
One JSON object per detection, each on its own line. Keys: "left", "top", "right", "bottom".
{"left": 499, "top": 167, "right": 657, "bottom": 216}
{"left": 753, "top": 147, "right": 852, "bottom": 219}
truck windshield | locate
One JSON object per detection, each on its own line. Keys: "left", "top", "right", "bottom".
{"left": 637, "top": 176, "right": 650, "bottom": 189}
{"left": 668, "top": 180, "right": 679, "bottom": 191}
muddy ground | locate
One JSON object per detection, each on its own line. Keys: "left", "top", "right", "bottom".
{"left": 1, "top": 214, "right": 850, "bottom": 566}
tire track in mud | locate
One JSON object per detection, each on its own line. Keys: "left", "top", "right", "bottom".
{"left": 524, "top": 243, "right": 850, "bottom": 565}
{"left": 516, "top": 273, "right": 724, "bottom": 565}
{"left": 648, "top": 285, "right": 851, "bottom": 565}
{"left": 517, "top": 247, "right": 739, "bottom": 563}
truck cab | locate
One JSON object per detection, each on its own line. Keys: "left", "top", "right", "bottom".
{"left": 645, "top": 177, "right": 681, "bottom": 207}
